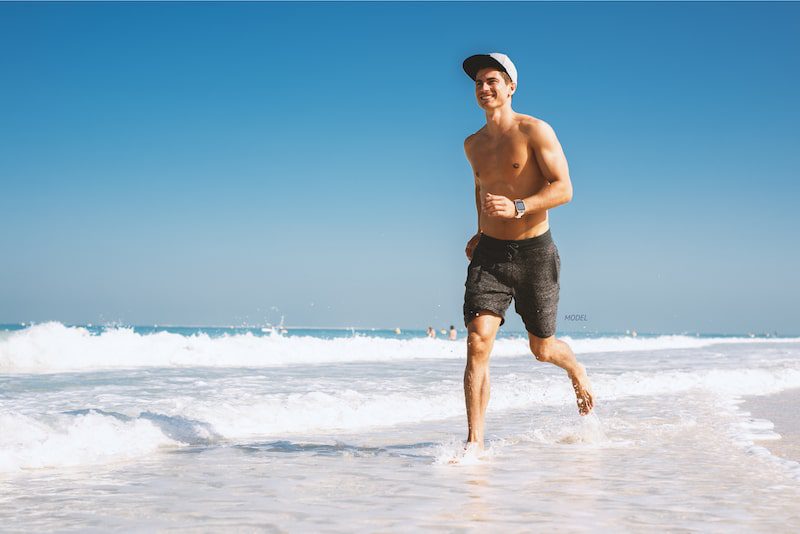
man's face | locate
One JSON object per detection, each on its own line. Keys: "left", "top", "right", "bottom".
{"left": 474, "top": 67, "right": 515, "bottom": 109}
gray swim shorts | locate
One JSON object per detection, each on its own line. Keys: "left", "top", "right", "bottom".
{"left": 463, "top": 229, "right": 561, "bottom": 338}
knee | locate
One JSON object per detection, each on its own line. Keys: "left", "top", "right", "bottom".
{"left": 467, "top": 331, "right": 493, "bottom": 363}
{"left": 529, "top": 338, "right": 554, "bottom": 362}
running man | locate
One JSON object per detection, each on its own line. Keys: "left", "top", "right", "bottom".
{"left": 460, "top": 52, "right": 594, "bottom": 450}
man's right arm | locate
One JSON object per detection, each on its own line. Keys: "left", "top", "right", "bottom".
{"left": 473, "top": 181, "right": 481, "bottom": 233}
{"left": 464, "top": 136, "right": 481, "bottom": 233}
{"left": 464, "top": 136, "right": 482, "bottom": 260}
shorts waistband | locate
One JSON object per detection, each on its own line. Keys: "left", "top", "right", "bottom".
{"left": 477, "top": 229, "right": 553, "bottom": 252}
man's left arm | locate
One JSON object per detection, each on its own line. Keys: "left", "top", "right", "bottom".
{"left": 521, "top": 120, "right": 573, "bottom": 212}
{"left": 482, "top": 120, "right": 573, "bottom": 218}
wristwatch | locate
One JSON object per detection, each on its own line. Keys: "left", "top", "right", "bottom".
{"left": 513, "top": 199, "right": 526, "bottom": 218}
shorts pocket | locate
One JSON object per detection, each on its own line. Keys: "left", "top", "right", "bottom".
{"left": 465, "top": 263, "right": 482, "bottom": 287}
{"left": 553, "top": 249, "right": 561, "bottom": 284}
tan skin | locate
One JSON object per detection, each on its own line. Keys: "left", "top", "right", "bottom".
{"left": 462, "top": 67, "right": 594, "bottom": 450}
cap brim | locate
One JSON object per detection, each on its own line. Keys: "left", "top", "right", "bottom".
{"left": 463, "top": 54, "right": 506, "bottom": 81}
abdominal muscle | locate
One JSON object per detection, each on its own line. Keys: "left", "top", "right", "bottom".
{"left": 470, "top": 119, "right": 552, "bottom": 241}
{"left": 479, "top": 182, "right": 550, "bottom": 241}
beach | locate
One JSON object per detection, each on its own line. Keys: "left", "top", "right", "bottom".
{"left": 1, "top": 323, "right": 800, "bottom": 531}
{"left": 742, "top": 388, "right": 800, "bottom": 465}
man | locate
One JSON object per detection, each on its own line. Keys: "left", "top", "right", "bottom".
{"left": 461, "top": 52, "right": 594, "bottom": 450}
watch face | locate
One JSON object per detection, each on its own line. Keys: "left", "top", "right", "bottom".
{"left": 515, "top": 200, "right": 525, "bottom": 211}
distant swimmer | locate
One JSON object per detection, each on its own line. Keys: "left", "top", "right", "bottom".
{"left": 426, "top": 326, "right": 436, "bottom": 339}
{"left": 460, "top": 53, "right": 594, "bottom": 450}
{"left": 449, "top": 325, "right": 458, "bottom": 341}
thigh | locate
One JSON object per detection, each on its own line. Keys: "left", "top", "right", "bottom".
{"left": 463, "top": 258, "right": 514, "bottom": 328}
{"left": 513, "top": 243, "right": 561, "bottom": 338}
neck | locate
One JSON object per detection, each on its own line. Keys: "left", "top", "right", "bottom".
{"left": 483, "top": 104, "right": 516, "bottom": 135}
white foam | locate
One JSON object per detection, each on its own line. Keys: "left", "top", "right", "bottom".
{"left": 580, "top": 369, "right": 799, "bottom": 407}
{"left": 724, "top": 399, "right": 800, "bottom": 480}
{"left": 737, "top": 419, "right": 782, "bottom": 442}
{"left": 1, "top": 322, "right": 797, "bottom": 373}
{"left": 432, "top": 438, "right": 501, "bottom": 466}
{"left": 184, "top": 388, "right": 466, "bottom": 439}
{"left": 171, "top": 366, "right": 800, "bottom": 440}
{"left": 562, "top": 334, "right": 796, "bottom": 354}
{"left": 3, "top": 364, "right": 800, "bottom": 472}
{"left": 0, "top": 410, "right": 179, "bottom": 473}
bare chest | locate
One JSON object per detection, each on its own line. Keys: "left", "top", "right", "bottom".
{"left": 471, "top": 133, "right": 545, "bottom": 195}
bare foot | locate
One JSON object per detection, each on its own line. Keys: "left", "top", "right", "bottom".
{"left": 448, "top": 441, "right": 484, "bottom": 464}
{"left": 568, "top": 364, "right": 594, "bottom": 415}
{"left": 464, "top": 440, "right": 484, "bottom": 452}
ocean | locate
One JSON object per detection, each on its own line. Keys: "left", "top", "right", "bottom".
{"left": 1, "top": 322, "right": 799, "bottom": 531}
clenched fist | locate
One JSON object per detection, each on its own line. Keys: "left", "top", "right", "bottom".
{"left": 482, "top": 193, "right": 516, "bottom": 219}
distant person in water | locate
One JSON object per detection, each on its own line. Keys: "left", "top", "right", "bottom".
{"left": 426, "top": 326, "right": 436, "bottom": 339}
{"left": 449, "top": 325, "right": 458, "bottom": 341}
{"left": 460, "top": 52, "right": 594, "bottom": 451}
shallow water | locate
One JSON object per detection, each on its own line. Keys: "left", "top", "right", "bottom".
{"left": 1, "top": 324, "right": 799, "bottom": 531}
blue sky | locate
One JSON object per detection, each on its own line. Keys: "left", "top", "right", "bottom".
{"left": 1, "top": 1, "right": 798, "bottom": 334}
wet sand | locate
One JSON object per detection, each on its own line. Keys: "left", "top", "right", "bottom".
{"left": 743, "top": 388, "right": 800, "bottom": 464}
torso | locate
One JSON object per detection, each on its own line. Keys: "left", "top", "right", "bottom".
{"left": 466, "top": 113, "right": 550, "bottom": 240}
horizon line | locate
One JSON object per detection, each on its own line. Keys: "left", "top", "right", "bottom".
{"left": 0, "top": 321, "right": 793, "bottom": 338}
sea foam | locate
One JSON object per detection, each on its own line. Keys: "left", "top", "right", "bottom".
{"left": 1, "top": 322, "right": 796, "bottom": 373}
{"left": 0, "top": 410, "right": 178, "bottom": 472}
{"left": 2, "top": 364, "right": 800, "bottom": 473}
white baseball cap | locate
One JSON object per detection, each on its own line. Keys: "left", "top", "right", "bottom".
{"left": 463, "top": 52, "right": 518, "bottom": 85}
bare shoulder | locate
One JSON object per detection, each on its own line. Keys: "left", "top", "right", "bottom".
{"left": 463, "top": 132, "right": 477, "bottom": 149}
{"left": 463, "top": 127, "right": 486, "bottom": 156}
{"left": 518, "top": 114, "right": 557, "bottom": 142}
{"left": 464, "top": 127, "right": 486, "bottom": 145}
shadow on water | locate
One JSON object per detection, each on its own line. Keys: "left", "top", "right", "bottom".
{"left": 234, "top": 440, "right": 439, "bottom": 459}
{"left": 61, "top": 408, "right": 438, "bottom": 459}
{"left": 63, "top": 408, "right": 222, "bottom": 446}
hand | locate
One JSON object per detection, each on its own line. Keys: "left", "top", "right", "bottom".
{"left": 483, "top": 193, "right": 516, "bottom": 219}
{"left": 465, "top": 233, "right": 481, "bottom": 260}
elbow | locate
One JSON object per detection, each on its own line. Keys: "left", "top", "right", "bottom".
{"left": 562, "top": 184, "right": 573, "bottom": 205}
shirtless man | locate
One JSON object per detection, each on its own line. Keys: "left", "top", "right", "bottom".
{"left": 460, "top": 53, "right": 594, "bottom": 450}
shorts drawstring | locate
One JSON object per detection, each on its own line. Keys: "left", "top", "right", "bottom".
{"left": 506, "top": 242, "right": 519, "bottom": 261}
